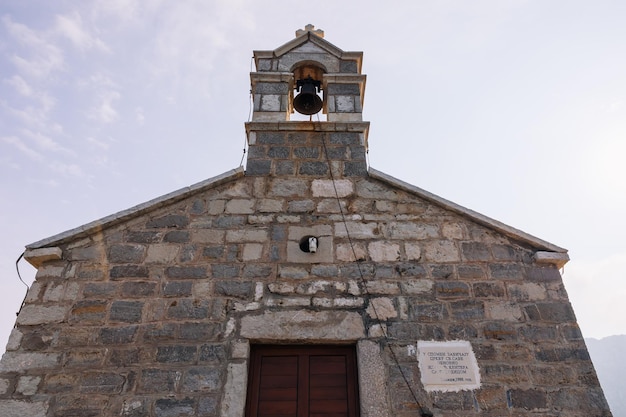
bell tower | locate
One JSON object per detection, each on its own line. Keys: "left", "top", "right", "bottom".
{"left": 245, "top": 25, "right": 370, "bottom": 177}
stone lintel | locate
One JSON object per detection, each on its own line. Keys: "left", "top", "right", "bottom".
{"left": 240, "top": 310, "right": 365, "bottom": 341}
{"left": 246, "top": 121, "right": 369, "bottom": 134}
{"left": 250, "top": 71, "right": 293, "bottom": 85}
{"left": 24, "top": 247, "right": 63, "bottom": 268}
{"left": 534, "top": 251, "right": 570, "bottom": 268}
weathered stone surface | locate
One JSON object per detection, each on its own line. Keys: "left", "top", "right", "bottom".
{"left": 0, "top": 400, "right": 48, "bottom": 417}
{"left": 241, "top": 310, "right": 365, "bottom": 340}
{"left": 0, "top": 352, "right": 60, "bottom": 372}
{"left": 16, "top": 305, "right": 67, "bottom": 325}
{"left": 221, "top": 362, "right": 247, "bottom": 417}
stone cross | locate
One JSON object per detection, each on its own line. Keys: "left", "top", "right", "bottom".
{"left": 296, "top": 24, "right": 324, "bottom": 38}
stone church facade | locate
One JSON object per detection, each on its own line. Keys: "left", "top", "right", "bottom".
{"left": 0, "top": 27, "right": 612, "bottom": 417}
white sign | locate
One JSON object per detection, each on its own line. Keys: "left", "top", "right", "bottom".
{"left": 417, "top": 340, "right": 481, "bottom": 392}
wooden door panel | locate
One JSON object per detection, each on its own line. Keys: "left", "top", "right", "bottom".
{"left": 246, "top": 345, "right": 359, "bottom": 417}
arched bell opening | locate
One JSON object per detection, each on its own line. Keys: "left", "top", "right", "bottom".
{"left": 291, "top": 63, "right": 326, "bottom": 119}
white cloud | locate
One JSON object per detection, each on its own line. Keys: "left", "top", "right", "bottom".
{"left": 87, "top": 137, "right": 110, "bottom": 150}
{"left": 48, "top": 161, "right": 85, "bottom": 178}
{"left": 19, "top": 129, "right": 75, "bottom": 156}
{"left": 2, "top": 136, "right": 43, "bottom": 161}
{"left": 4, "top": 75, "right": 33, "bottom": 96}
{"left": 2, "top": 15, "right": 64, "bottom": 78}
{"left": 88, "top": 89, "right": 121, "bottom": 123}
{"left": 564, "top": 253, "right": 626, "bottom": 338}
{"left": 54, "top": 11, "right": 110, "bottom": 52}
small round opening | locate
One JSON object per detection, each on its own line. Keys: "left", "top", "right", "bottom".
{"left": 299, "top": 236, "right": 318, "bottom": 253}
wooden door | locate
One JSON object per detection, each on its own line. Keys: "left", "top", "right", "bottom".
{"left": 245, "top": 345, "right": 359, "bottom": 417}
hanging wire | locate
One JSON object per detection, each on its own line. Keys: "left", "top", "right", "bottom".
{"left": 317, "top": 118, "right": 433, "bottom": 417}
{"left": 239, "top": 56, "right": 255, "bottom": 168}
{"left": 15, "top": 252, "right": 30, "bottom": 318}
{"left": 15, "top": 252, "right": 29, "bottom": 289}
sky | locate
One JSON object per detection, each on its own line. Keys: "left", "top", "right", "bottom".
{"left": 1, "top": 0, "right": 625, "bottom": 349}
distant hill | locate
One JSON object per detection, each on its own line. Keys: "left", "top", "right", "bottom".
{"left": 586, "top": 335, "right": 626, "bottom": 417}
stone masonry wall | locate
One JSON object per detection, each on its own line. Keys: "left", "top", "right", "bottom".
{"left": 0, "top": 130, "right": 611, "bottom": 416}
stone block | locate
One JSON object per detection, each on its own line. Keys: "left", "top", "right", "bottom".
{"left": 335, "top": 221, "right": 378, "bottom": 239}
{"left": 225, "top": 199, "right": 255, "bottom": 214}
{"left": 422, "top": 240, "right": 460, "bottom": 262}
{"left": 140, "top": 369, "right": 180, "bottom": 393}
{"left": 242, "top": 243, "right": 263, "bottom": 261}
{"left": 108, "top": 244, "right": 145, "bottom": 263}
{"left": 110, "top": 301, "right": 144, "bottom": 323}
{"left": 0, "top": 400, "right": 48, "bottom": 417}
{"left": 163, "top": 230, "right": 189, "bottom": 243}
{"left": 404, "top": 243, "right": 421, "bottom": 261}
{"left": 400, "top": 279, "right": 433, "bottom": 295}
{"left": 461, "top": 242, "right": 492, "bottom": 261}
{"left": 64, "top": 349, "right": 105, "bottom": 367}
{"left": 226, "top": 229, "right": 268, "bottom": 243}
{"left": 215, "top": 282, "right": 253, "bottom": 299}
{"left": 35, "top": 264, "right": 64, "bottom": 279}
{"left": 121, "top": 281, "right": 156, "bottom": 298}
{"left": 524, "top": 302, "right": 575, "bottom": 322}
{"left": 241, "top": 310, "right": 365, "bottom": 341}
{"left": 435, "top": 281, "right": 470, "bottom": 298}
{"left": 16, "top": 375, "right": 41, "bottom": 395}
{"left": 163, "top": 281, "right": 193, "bottom": 297}
{"left": 182, "top": 367, "right": 221, "bottom": 391}
{"left": 70, "top": 300, "right": 107, "bottom": 324}
{"left": 127, "top": 231, "right": 163, "bottom": 243}
{"left": 366, "top": 298, "right": 397, "bottom": 320}
{"left": 221, "top": 363, "right": 247, "bottom": 417}
{"left": 198, "top": 396, "right": 219, "bottom": 416}
{"left": 67, "top": 246, "right": 104, "bottom": 261}
{"left": 167, "top": 299, "right": 210, "bottom": 319}
{"left": 211, "top": 264, "right": 241, "bottom": 278}
{"left": 180, "top": 322, "right": 221, "bottom": 341}
{"left": 110, "top": 265, "right": 149, "bottom": 279}
{"left": 99, "top": 326, "right": 138, "bottom": 345}
{"left": 365, "top": 281, "right": 399, "bottom": 295}
{"left": 299, "top": 161, "right": 328, "bottom": 175}
{"left": 450, "top": 300, "right": 484, "bottom": 320}
{"left": 155, "top": 398, "right": 195, "bottom": 417}
{"left": 156, "top": 346, "right": 196, "bottom": 363}
{"left": 78, "top": 372, "right": 125, "bottom": 394}
{"left": 490, "top": 263, "right": 524, "bottom": 280}
{"left": 5, "top": 328, "right": 23, "bottom": 351}
{"left": 527, "top": 265, "right": 562, "bottom": 282}
{"left": 507, "top": 283, "right": 547, "bottom": 301}
{"left": 458, "top": 265, "right": 485, "bottom": 279}
{"left": 311, "top": 179, "right": 354, "bottom": 197}
{"left": 287, "top": 199, "right": 315, "bottom": 213}
{"left": 166, "top": 266, "right": 207, "bottom": 279}
{"left": 246, "top": 159, "right": 271, "bottom": 175}
{"left": 0, "top": 352, "right": 61, "bottom": 372}
{"left": 270, "top": 178, "right": 308, "bottom": 197}
{"left": 199, "top": 344, "right": 226, "bottom": 362}
{"left": 368, "top": 241, "right": 400, "bottom": 262}
{"left": 146, "top": 214, "right": 189, "bottom": 229}
{"left": 473, "top": 282, "right": 505, "bottom": 298}
{"left": 486, "top": 302, "right": 523, "bottom": 321}
{"left": 508, "top": 388, "right": 547, "bottom": 410}
{"left": 386, "top": 222, "right": 438, "bottom": 239}
{"left": 17, "top": 305, "right": 67, "bottom": 325}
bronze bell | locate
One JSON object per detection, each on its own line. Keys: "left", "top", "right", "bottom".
{"left": 293, "top": 76, "right": 323, "bottom": 115}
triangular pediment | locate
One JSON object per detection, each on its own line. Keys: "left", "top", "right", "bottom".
{"left": 253, "top": 31, "right": 363, "bottom": 74}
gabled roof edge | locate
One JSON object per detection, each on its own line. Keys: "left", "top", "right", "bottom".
{"left": 368, "top": 168, "right": 568, "bottom": 254}
{"left": 26, "top": 167, "right": 245, "bottom": 250}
